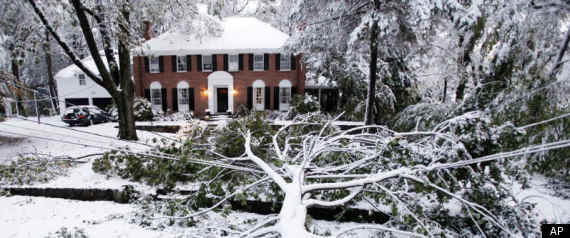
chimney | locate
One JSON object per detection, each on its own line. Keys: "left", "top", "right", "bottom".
{"left": 143, "top": 21, "right": 153, "bottom": 41}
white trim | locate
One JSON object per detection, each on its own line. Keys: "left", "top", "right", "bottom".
{"left": 150, "top": 81, "right": 162, "bottom": 112}
{"left": 207, "top": 71, "right": 234, "bottom": 114}
{"left": 253, "top": 80, "right": 265, "bottom": 111}
{"left": 177, "top": 81, "right": 189, "bottom": 88}
{"left": 279, "top": 79, "right": 292, "bottom": 88}
{"left": 177, "top": 81, "right": 190, "bottom": 113}
{"left": 252, "top": 79, "right": 265, "bottom": 88}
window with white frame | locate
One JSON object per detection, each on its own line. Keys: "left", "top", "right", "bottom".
{"left": 177, "top": 56, "right": 187, "bottom": 72}
{"left": 202, "top": 55, "right": 213, "bottom": 72}
{"left": 253, "top": 54, "right": 264, "bottom": 71}
{"left": 280, "top": 87, "right": 291, "bottom": 104}
{"left": 78, "top": 74, "right": 86, "bottom": 86}
{"left": 255, "top": 87, "right": 263, "bottom": 104}
{"left": 151, "top": 88, "right": 162, "bottom": 106}
{"left": 178, "top": 88, "right": 189, "bottom": 105}
{"left": 228, "top": 54, "right": 239, "bottom": 72}
{"left": 150, "top": 56, "right": 160, "bottom": 73}
{"left": 280, "top": 54, "right": 291, "bottom": 71}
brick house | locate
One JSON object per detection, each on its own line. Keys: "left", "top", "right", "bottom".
{"left": 133, "top": 17, "right": 305, "bottom": 116}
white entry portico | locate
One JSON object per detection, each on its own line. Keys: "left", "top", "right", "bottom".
{"left": 207, "top": 71, "right": 234, "bottom": 114}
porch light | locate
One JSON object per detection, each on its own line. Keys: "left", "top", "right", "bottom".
{"left": 203, "top": 89, "right": 209, "bottom": 96}
{"left": 232, "top": 90, "right": 238, "bottom": 96}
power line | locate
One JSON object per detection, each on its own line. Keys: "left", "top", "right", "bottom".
{"left": 0, "top": 129, "right": 263, "bottom": 174}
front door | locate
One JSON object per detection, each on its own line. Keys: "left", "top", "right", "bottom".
{"left": 217, "top": 88, "right": 228, "bottom": 113}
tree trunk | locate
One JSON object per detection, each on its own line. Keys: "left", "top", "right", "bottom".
{"left": 364, "top": 13, "right": 379, "bottom": 125}
{"left": 44, "top": 30, "right": 58, "bottom": 114}
{"left": 11, "top": 57, "right": 26, "bottom": 117}
{"left": 115, "top": 1, "right": 138, "bottom": 141}
{"left": 115, "top": 93, "right": 137, "bottom": 140}
{"left": 276, "top": 183, "right": 310, "bottom": 238}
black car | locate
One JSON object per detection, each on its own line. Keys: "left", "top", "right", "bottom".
{"left": 62, "top": 106, "right": 110, "bottom": 126}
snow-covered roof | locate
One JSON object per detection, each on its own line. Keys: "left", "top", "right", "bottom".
{"left": 54, "top": 53, "right": 116, "bottom": 79}
{"left": 137, "top": 17, "right": 289, "bottom": 55}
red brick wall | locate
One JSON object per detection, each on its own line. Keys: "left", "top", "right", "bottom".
{"left": 133, "top": 54, "right": 305, "bottom": 116}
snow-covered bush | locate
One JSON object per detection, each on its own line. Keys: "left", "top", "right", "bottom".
{"left": 44, "top": 227, "right": 88, "bottom": 238}
{"left": 287, "top": 94, "right": 320, "bottom": 119}
{"left": 108, "top": 97, "right": 154, "bottom": 121}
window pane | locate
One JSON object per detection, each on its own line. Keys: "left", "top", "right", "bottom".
{"left": 254, "top": 54, "right": 264, "bottom": 71}
{"left": 255, "top": 88, "right": 263, "bottom": 104}
{"left": 280, "top": 54, "right": 291, "bottom": 71}
{"left": 179, "top": 88, "right": 189, "bottom": 104}
{"left": 177, "top": 56, "right": 187, "bottom": 72}
{"left": 150, "top": 57, "right": 160, "bottom": 73}
{"left": 229, "top": 55, "right": 238, "bottom": 71}
{"left": 202, "top": 55, "right": 212, "bottom": 71}
{"left": 151, "top": 89, "right": 161, "bottom": 105}
{"left": 280, "top": 88, "right": 291, "bottom": 104}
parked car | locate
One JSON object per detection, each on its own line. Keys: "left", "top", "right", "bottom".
{"left": 62, "top": 106, "right": 110, "bottom": 126}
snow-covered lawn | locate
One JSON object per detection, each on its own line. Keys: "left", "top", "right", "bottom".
{"left": 0, "top": 196, "right": 170, "bottom": 238}
{"left": 1, "top": 116, "right": 570, "bottom": 237}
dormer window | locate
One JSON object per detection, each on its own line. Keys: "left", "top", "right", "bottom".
{"left": 150, "top": 56, "right": 160, "bottom": 73}
{"left": 280, "top": 54, "right": 291, "bottom": 71}
{"left": 78, "top": 74, "right": 86, "bottom": 86}
{"left": 228, "top": 54, "right": 239, "bottom": 72}
{"left": 253, "top": 54, "right": 264, "bottom": 71}
{"left": 202, "top": 55, "right": 213, "bottom": 72}
{"left": 177, "top": 56, "right": 187, "bottom": 72}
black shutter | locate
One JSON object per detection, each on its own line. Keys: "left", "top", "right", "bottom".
{"left": 264, "top": 54, "right": 269, "bottom": 71}
{"left": 189, "top": 88, "right": 195, "bottom": 111}
{"left": 144, "top": 88, "right": 151, "bottom": 101}
{"left": 265, "top": 86, "right": 271, "bottom": 110}
{"left": 144, "top": 57, "right": 149, "bottom": 73}
{"left": 291, "top": 55, "right": 296, "bottom": 70}
{"left": 274, "top": 87, "right": 280, "bottom": 110}
{"left": 212, "top": 54, "right": 218, "bottom": 71}
{"left": 247, "top": 87, "right": 253, "bottom": 110}
{"left": 186, "top": 55, "right": 192, "bottom": 71}
{"left": 239, "top": 54, "right": 244, "bottom": 71}
{"left": 159, "top": 56, "right": 164, "bottom": 72}
{"left": 248, "top": 54, "right": 253, "bottom": 71}
{"left": 161, "top": 88, "right": 167, "bottom": 112}
{"left": 197, "top": 55, "right": 202, "bottom": 72}
{"left": 223, "top": 54, "right": 228, "bottom": 71}
{"left": 276, "top": 53, "right": 281, "bottom": 71}
{"left": 172, "top": 88, "right": 178, "bottom": 112}
{"left": 292, "top": 87, "right": 297, "bottom": 95}
{"left": 172, "top": 56, "right": 177, "bottom": 72}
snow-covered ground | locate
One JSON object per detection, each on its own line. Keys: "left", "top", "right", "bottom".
{"left": 1, "top": 116, "right": 570, "bottom": 237}
{"left": 0, "top": 196, "right": 170, "bottom": 238}
{"left": 0, "top": 117, "right": 161, "bottom": 163}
